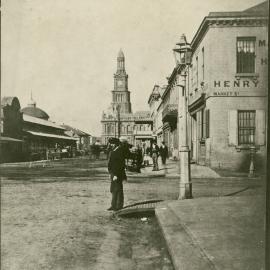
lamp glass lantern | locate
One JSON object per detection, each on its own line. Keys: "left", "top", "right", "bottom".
{"left": 173, "top": 34, "right": 192, "bottom": 66}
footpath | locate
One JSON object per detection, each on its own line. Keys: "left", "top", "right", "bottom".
{"left": 131, "top": 159, "right": 266, "bottom": 270}
{"left": 126, "top": 158, "right": 220, "bottom": 179}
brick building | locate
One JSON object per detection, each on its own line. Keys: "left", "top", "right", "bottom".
{"left": 147, "top": 1, "right": 268, "bottom": 171}
{"left": 186, "top": 1, "right": 268, "bottom": 171}
{"left": 148, "top": 85, "right": 165, "bottom": 146}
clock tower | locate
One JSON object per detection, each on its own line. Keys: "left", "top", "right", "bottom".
{"left": 111, "top": 49, "right": 132, "bottom": 114}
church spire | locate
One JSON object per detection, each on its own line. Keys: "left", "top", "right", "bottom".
{"left": 112, "top": 49, "right": 132, "bottom": 114}
{"left": 117, "top": 49, "right": 125, "bottom": 72}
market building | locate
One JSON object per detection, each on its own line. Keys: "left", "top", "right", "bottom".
{"left": 0, "top": 97, "right": 23, "bottom": 162}
{"left": 21, "top": 97, "right": 77, "bottom": 160}
{"left": 186, "top": 1, "right": 268, "bottom": 171}
{"left": 61, "top": 124, "right": 92, "bottom": 153}
{"left": 1, "top": 96, "right": 77, "bottom": 163}
{"left": 101, "top": 50, "right": 153, "bottom": 146}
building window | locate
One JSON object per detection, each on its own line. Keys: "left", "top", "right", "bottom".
{"left": 236, "top": 37, "right": 256, "bottom": 73}
{"left": 206, "top": 109, "right": 210, "bottom": 138}
{"left": 238, "top": 110, "right": 255, "bottom": 144}
{"left": 202, "top": 47, "right": 204, "bottom": 81}
{"left": 191, "top": 64, "right": 194, "bottom": 89}
{"left": 196, "top": 56, "right": 198, "bottom": 88}
{"left": 127, "top": 125, "right": 132, "bottom": 134}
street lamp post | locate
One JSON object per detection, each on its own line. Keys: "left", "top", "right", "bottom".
{"left": 173, "top": 34, "right": 192, "bottom": 199}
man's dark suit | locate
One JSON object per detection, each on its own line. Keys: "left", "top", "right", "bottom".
{"left": 108, "top": 146, "right": 126, "bottom": 210}
{"left": 160, "top": 144, "right": 168, "bottom": 165}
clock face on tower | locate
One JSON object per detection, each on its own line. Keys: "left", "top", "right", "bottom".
{"left": 117, "top": 80, "right": 123, "bottom": 86}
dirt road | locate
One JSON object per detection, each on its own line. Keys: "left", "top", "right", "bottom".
{"left": 1, "top": 158, "right": 176, "bottom": 269}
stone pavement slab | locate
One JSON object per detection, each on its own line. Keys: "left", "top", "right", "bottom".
{"left": 156, "top": 195, "right": 265, "bottom": 270}
{"left": 156, "top": 204, "right": 215, "bottom": 270}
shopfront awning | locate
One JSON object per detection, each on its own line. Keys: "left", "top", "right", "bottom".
{"left": 25, "top": 131, "right": 78, "bottom": 141}
{"left": 0, "top": 136, "right": 23, "bottom": 143}
{"left": 188, "top": 93, "right": 206, "bottom": 115}
{"left": 134, "top": 135, "right": 154, "bottom": 139}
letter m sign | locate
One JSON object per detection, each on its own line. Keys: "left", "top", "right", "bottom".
{"left": 259, "top": 40, "right": 266, "bottom": 47}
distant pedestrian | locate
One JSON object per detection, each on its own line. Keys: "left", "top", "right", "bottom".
{"left": 160, "top": 141, "right": 169, "bottom": 165}
{"left": 95, "top": 141, "right": 101, "bottom": 159}
{"left": 135, "top": 144, "right": 143, "bottom": 173}
{"left": 106, "top": 141, "right": 113, "bottom": 159}
{"left": 151, "top": 141, "right": 159, "bottom": 171}
{"left": 107, "top": 137, "right": 128, "bottom": 211}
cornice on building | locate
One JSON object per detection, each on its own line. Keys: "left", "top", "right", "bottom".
{"left": 161, "top": 68, "right": 177, "bottom": 100}
{"left": 147, "top": 85, "right": 161, "bottom": 104}
{"left": 191, "top": 3, "right": 268, "bottom": 52}
{"left": 161, "top": 64, "right": 187, "bottom": 100}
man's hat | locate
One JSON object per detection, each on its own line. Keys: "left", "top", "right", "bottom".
{"left": 108, "top": 137, "right": 120, "bottom": 145}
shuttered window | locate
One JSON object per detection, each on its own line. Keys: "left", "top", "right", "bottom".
{"left": 202, "top": 47, "right": 205, "bottom": 81}
{"left": 196, "top": 56, "right": 199, "bottom": 88}
{"left": 255, "top": 110, "right": 265, "bottom": 145}
{"left": 206, "top": 109, "right": 210, "bottom": 138}
{"left": 236, "top": 37, "right": 256, "bottom": 73}
{"left": 201, "top": 108, "right": 205, "bottom": 139}
{"left": 238, "top": 110, "right": 256, "bottom": 144}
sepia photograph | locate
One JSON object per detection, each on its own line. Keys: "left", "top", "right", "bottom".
{"left": 0, "top": 0, "right": 269, "bottom": 269}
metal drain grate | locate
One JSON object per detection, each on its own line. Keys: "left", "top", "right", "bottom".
{"left": 115, "top": 199, "right": 164, "bottom": 218}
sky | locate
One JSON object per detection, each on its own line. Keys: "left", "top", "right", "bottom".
{"left": 2, "top": 0, "right": 263, "bottom": 136}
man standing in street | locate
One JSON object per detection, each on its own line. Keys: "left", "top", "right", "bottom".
{"left": 135, "top": 144, "right": 143, "bottom": 173}
{"left": 151, "top": 141, "right": 160, "bottom": 171}
{"left": 107, "top": 137, "right": 127, "bottom": 211}
{"left": 159, "top": 141, "right": 169, "bottom": 165}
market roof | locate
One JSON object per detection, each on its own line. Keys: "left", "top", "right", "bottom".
{"left": 25, "top": 130, "right": 78, "bottom": 141}
{"left": 23, "top": 114, "right": 65, "bottom": 130}
{"left": 0, "top": 136, "right": 23, "bottom": 143}
{"left": 61, "top": 124, "right": 91, "bottom": 137}
{"left": 21, "top": 106, "right": 49, "bottom": 120}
